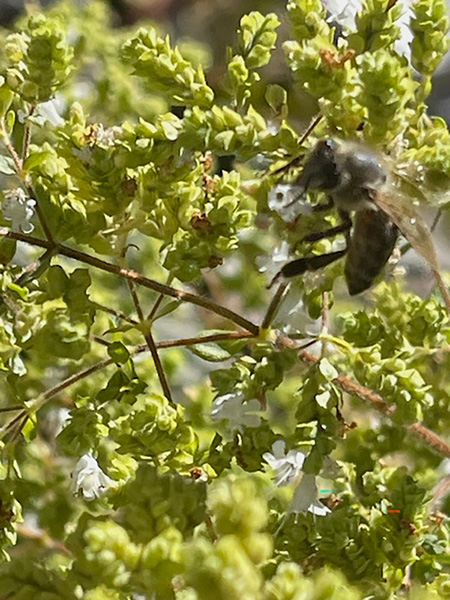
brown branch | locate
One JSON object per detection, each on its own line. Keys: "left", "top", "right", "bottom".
{"left": 15, "top": 246, "right": 58, "bottom": 287}
{"left": 0, "top": 228, "right": 259, "bottom": 334}
{"left": 294, "top": 346, "right": 450, "bottom": 457}
{"left": 148, "top": 273, "right": 174, "bottom": 320}
{"left": 261, "top": 282, "right": 288, "bottom": 330}
{"left": 17, "top": 523, "right": 71, "bottom": 556}
{"left": 155, "top": 331, "right": 254, "bottom": 348}
{"left": 0, "top": 405, "right": 23, "bottom": 413}
{"left": 21, "top": 105, "right": 36, "bottom": 164}
{"left": 126, "top": 278, "right": 173, "bottom": 403}
{"left": 94, "top": 303, "right": 139, "bottom": 326}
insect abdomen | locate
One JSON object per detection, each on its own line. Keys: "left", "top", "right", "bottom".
{"left": 345, "top": 208, "right": 398, "bottom": 295}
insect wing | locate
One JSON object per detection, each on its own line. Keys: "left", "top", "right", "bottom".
{"left": 373, "top": 189, "right": 450, "bottom": 313}
{"left": 372, "top": 189, "right": 439, "bottom": 271}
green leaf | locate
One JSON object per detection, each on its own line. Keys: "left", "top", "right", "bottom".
{"left": 46, "top": 265, "right": 69, "bottom": 298}
{"left": 108, "top": 341, "right": 130, "bottom": 365}
{"left": 265, "top": 84, "right": 287, "bottom": 114}
{"left": 318, "top": 359, "right": 338, "bottom": 381}
{"left": 0, "top": 238, "right": 16, "bottom": 264}
{"left": 188, "top": 342, "right": 232, "bottom": 363}
{"left": 0, "top": 85, "right": 13, "bottom": 118}
{"left": 0, "top": 156, "right": 17, "bottom": 175}
{"left": 22, "top": 414, "right": 37, "bottom": 442}
{"left": 23, "top": 151, "right": 53, "bottom": 173}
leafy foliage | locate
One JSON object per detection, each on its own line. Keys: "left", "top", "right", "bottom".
{"left": 0, "top": 0, "right": 450, "bottom": 598}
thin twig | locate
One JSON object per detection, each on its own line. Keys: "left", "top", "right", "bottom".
{"left": 0, "top": 228, "right": 260, "bottom": 335}
{"left": 155, "top": 330, "right": 254, "bottom": 349}
{"left": 21, "top": 105, "right": 36, "bottom": 164}
{"left": 320, "top": 291, "right": 329, "bottom": 357}
{"left": 15, "top": 246, "right": 58, "bottom": 286}
{"left": 0, "top": 405, "right": 23, "bottom": 413}
{"left": 293, "top": 345, "right": 450, "bottom": 457}
{"left": 91, "top": 335, "right": 110, "bottom": 347}
{"left": 148, "top": 273, "right": 174, "bottom": 320}
{"left": 126, "top": 278, "right": 173, "bottom": 403}
{"left": 261, "top": 282, "right": 288, "bottom": 330}
{"left": 271, "top": 113, "right": 323, "bottom": 176}
{"left": 127, "top": 279, "right": 144, "bottom": 321}
{"left": 94, "top": 303, "right": 139, "bottom": 326}
{"left": 17, "top": 523, "right": 72, "bottom": 556}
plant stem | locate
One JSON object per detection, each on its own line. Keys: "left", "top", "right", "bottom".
{"left": 272, "top": 113, "right": 323, "bottom": 175}
{"left": 261, "top": 282, "right": 288, "bottom": 330}
{"left": 94, "top": 302, "right": 139, "bottom": 325}
{"left": 283, "top": 341, "right": 450, "bottom": 458}
{"left": 148, "top": 273, "right": 174, "bottom": 320}
{"left": 21, "top": 105, "right": 36, "bottom": 163}
{"left": 0, "top": 228, "right": 259, "bottom": 334}
{"left": 126, "top": 277, "right": 173, "bottom": 404}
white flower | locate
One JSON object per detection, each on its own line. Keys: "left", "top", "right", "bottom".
{"left": 290, "top": 473, "right": 331, "bottom": 516}
{"left": 263, "top": 440, "right": 306, "bottom": 486}
{"left": 274, "top": 281, "right": 311, "bottom": 334}
{"left": 268, "top": 183, "right": 313, "bottom": 223}
{"left": 256, "top": 240, "right": 291, "bottom": 282}
{"left": 322, "top": 0, "right": 413, "bottom": 60}
{"left": 71, "top": 454, "right": 116, "bottom": 501}
{"left": 38, "top": 98, "right": 64, "bottom": 126}
{"left": 323, "top": 0, "right": 361, "bottom": 28}
{"left": 211, "top": 391, "right": 261, "bottom": 432}
{"left": 264, "top": 441, "right": 330, "bottom": 517}
{"left": 93, "top": 124, "right": 123, "bottom": 147}
{"left": 2, "top": 188, "right": 36, "bottom": 233}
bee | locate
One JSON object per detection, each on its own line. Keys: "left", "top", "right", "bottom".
{"left": 272, "top": 138, "right": 450, "bottom": 308}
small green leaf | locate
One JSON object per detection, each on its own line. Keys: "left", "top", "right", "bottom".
{"left": 22, "top": 414, "right": 37, "bottom": 442}
{"left": 0, "top": 238, "right": 16, "bottom": 264}
{"left": 318, "top": 358, "right": 338, "bottom": 381}
{"left": 46, "top": 265, "right": 69, "bottom": 298}
{"left": 108, "top": 341, "right": 130, "bottom": 365}
{"left": 153, "top": 299, "right": 181, "bottom": 321}
{"left": 0, "top": 156, "right": 17, "bottom": 175}
{"left": 265, "top": 84, "right": 287, "bottom": 114}
{"left": 188, "top": 342, "right": 232, "bottom": 363}
{"left": 23, "top": 151, "right": 53, "bottom": 173}
{"left": 315, "top": 390, "right": 331, "bottom": 408}
{"left": 0, "top": 85, "right": 13, "bottom": 118}
{"left": 7, "top": 282, "right": 28, "bottom": 300}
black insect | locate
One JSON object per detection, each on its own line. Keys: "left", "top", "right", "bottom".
{"left": 272, "top": 139, "right": 449, "bottom": 304}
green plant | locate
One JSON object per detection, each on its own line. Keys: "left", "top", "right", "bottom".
{"left": 0, "top": 1, "right": 449, "bottom": 598}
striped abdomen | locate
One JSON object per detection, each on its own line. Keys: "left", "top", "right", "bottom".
{"left": 345, "top": 208, "right": 398, "bottom": 295}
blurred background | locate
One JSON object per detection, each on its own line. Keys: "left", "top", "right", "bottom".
{"left": 1, "top": 0, "right": 448, "bottom": 121}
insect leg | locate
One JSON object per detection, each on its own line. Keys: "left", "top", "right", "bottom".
{"left": 294, "top": 209, "right": 350, "bottom": 249}
{"left": 312, "top": 197, "right": 334, "bottom": 212}
{"left": 281, "top": 249, "right": 347, "bottom": 278}
{"left": 302, "top": 216, "right": 351, "bottom": 243}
